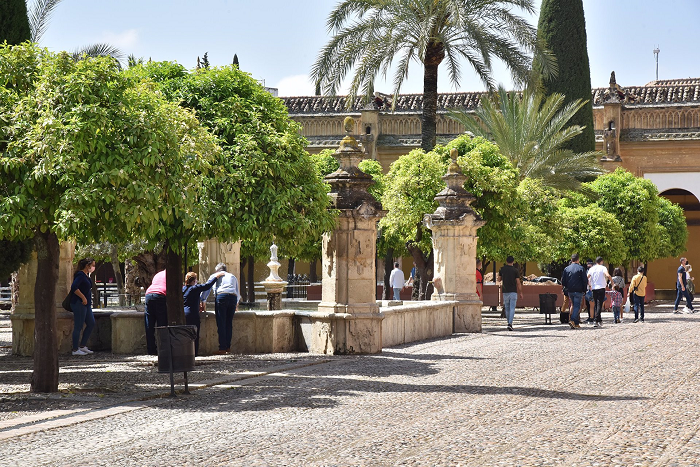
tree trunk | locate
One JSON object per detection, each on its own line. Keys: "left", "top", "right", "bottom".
{"left": 31, "top": 230, "right": 60, "bottom": 393}
{"left": 383, "top": 248, "right": 394, "bottom": 300}
{"left": 421, "top": 43, "right": 444, "bottom": 152}
{"left": 287, "top": 258, "right": 295, "bottom": 278}
{"left": 109, "top": 244, "right": 125, "bottom": 306}
{"left": 239, "top": 257, "right": 247, "bottom": 302}
{"left": 406, "top": 243, "right": 434, "bottom": 300}
{"left": 165, "top": 241, "right": 184, "bottom": 325}
{"left": 246, "top": 255, "right": 255, "bottom": 304}
{"left": 309, "top": 259, "right": 318, "bottom": 283}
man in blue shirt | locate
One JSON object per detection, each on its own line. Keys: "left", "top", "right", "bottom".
{"left": 201, "top": 263, "right": 241, "bottom": 354}
{"left": 561, "top": 253, "right": 587, "bottom": 328}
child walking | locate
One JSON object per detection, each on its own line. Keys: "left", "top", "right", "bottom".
{"left": 607, "top": 284, "right": 623, "bottom": 324}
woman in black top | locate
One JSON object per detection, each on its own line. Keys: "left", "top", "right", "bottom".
{"left": 69, "top": 258, "right": 96, "bottom": 356}
{"left": 183, "top": 271, "right": 224, "bottom": 356}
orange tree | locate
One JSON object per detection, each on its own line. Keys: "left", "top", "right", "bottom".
{"left": 127, "top": 62, "right": 336, "bottom": 291}
{"left": 0, "top": 44, "right": 220, "bottom": 392}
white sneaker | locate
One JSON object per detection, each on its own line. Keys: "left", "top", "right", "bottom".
{"left": 79, "top": 346, "right": 94, "bottom": 354}
{"left": 683, "top": 307, "right": 692, "bottom": 314}
{"left": 72, "top": 349, "right": 88, "bottom": 356}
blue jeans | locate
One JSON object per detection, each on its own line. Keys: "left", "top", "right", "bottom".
{"left": 503, "top": 292, "right": 518, "bottom": 325}
{"left": 612, "top": 305, "right": 621, "bottom": 322}
{"left": 215, "top": 294, "right": 238, "bottom": 351}
{"left": 70, "top": 301, "right": 95, "bottom": 350}
{"left": 144, "top": 293, "right": 168, "bottom": 355}
{"left": 568, "top": 292, "right": 583, "bottom": 325}
{"left": 634, "top": 294, "right": 645, "bottom": 320}
{"left": 674, "top": 286, "right": 694, "bottom": 310}
{"left": 393, "top": 287, "right": 401, "bottom": 300}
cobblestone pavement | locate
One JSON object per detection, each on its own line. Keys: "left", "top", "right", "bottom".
{"left": 2, "top": 302, "right": 700, "bottom": 466}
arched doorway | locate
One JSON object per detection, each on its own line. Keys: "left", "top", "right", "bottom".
{"left": 647, "top": 187, "right": 699, "bottom": 290}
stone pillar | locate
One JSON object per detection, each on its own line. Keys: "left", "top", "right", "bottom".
{"left": 359, "top": 106, "right": 379, "bottom": 159}
{"left": 11, "top": 241, "right": 76, "bottom": 355}
{"left": 315, "top": 116, "right": 386, "bottom": 354}
{"left": 197, "top": 239, "right": 240, "bottom": 296}
{"left": 424, "top": 149, "right": 485, "bottom": 333}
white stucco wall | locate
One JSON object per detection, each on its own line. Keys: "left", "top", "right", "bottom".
{"left": 645, "top": 172, "right": 700, "bottom": 201}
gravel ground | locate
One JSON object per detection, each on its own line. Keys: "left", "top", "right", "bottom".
{"left": 2, "top": 302, "right": 700, "bottom": 466}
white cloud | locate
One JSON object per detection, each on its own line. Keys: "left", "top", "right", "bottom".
{"left": 100, "top": 29, "right": 139, "bottom": 49}
{"left": 276, "top": 74, "right": 316, "bottom": 97}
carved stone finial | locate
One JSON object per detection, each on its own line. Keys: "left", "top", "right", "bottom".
{"left": 344, "top": 116, "right": 354, "bottom": 133}
{"left": 610, "top": 71, "right": 617, "bottom": 88}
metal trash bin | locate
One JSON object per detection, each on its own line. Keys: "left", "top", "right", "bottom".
{"left": 539, "top": 293, "right": 557, "bottom": 325}
{"left": 156, "top": 325, "right": 196, "bottom": 373}
{"left": 156, "top": 325, "right": 196, "bottom": 396}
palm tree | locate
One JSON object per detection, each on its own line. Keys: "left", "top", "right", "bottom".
{"left": 449, "top": 85, "right": 605, "bottom": 192}
{"left": 27, "top": 0, "right": 123, "bottom": 63}
{"left": 311, "top": 0, "right": 553, "bottom": 152}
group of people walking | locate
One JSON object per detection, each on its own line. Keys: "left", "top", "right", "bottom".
{"left": 68, "top": 259, "right": 241, "bottom": 357}
{"left": 495, "top": 254, "right": 695, "bottom": 331}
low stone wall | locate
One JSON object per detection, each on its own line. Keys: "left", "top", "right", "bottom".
{"left": 13, "top": 300, "right": 470, "bottom": 356}
{"left": 111, "top": 310, "right": 297, "bottom": 356}
{"left": 11, "top": 310, "right": 113, "bottom": 356}
{"left": 381, "top": 301, "right": 457, "bottom": 348}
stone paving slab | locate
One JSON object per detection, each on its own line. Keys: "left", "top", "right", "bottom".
{"left": 2, "top": 303, "right": 700, "bottom": 466}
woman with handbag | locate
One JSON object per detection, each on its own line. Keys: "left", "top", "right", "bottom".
{"left": 69, "top": 258, "right": 96, "bottom": 356}
{"left": 628, "top": 265, "right": 647, "bottom": 323}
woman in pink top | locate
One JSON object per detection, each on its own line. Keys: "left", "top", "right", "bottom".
{"left": 144, "top": 270, "right": 167, "bottom": 355}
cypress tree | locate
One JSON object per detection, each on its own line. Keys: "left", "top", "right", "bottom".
{"left": 538, "top": 0, "right": 595, "bottom": 153}
{"left": 0, "top": 0, "right": 31, "bottom": 45}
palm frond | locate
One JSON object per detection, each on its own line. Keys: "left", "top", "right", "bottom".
{"left": 28, "top": 0, "right": 64, "bottom": 42}
{"left": 448, "top": 84, "right": 604, "bottom": 193}
{"left": 72, "top": 43, "right": 125, "bottom": 67}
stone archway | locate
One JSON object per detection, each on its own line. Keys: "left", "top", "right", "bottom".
{"left": 645, "top": 180, "right": 700, "bottom": 290}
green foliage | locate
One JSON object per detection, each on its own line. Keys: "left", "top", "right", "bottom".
{"left": 511, "top": 178, "right": 562, "bottom": 263}
{"left": 0, "top": 238, "right": 33, "bottom": 279}
{"left": 449, "top": 85, "right": 604, "bottom": 192}
{"left": 555, "top": 204, "right": 627, "bottom": 265}
{"left": 128, "top": 62, "right": 336, "bottom": 261}
{"left": 380, "top": 148, "right": 448, "bottom": 254}
{"left": 586, "top": 168, "right": 662, "bottom": 262}
{"left": 538, "top": 0, "right": 595, "bottom": 152}
{"left": 444, "top": 135, "right": 521, "bottom": 261}
{"left": 0, "top": 0, "right": 31, "bottom": 45}
{"left": 657, "top": 197, "right": 688, "bottom": 259}
{"left": 380, "top": 134, "right": 521, "bottom": 260}
{"left": 0, "top": 44, "right": 221, "bottom": 249}
{"left": 311, "top": 149, "right": 339, "bottom": 176}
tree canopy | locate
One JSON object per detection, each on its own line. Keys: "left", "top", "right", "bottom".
{"left": 0, "top": 44, "right": 221, "bottom": 392}
{"left": 538, "top": 0, "right": 595, "bottom": 152}
{"left": 0, "top": 0, "right": 31, "bottom": 45}
{"left": 127, "top": 62, "right": 336, "bottom": 262}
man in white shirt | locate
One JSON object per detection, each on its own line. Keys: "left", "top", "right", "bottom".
{"left": 201, "top": 263, "right": 241, "bottom": 354}
{"left": 587, "top": 256, "right": 611, "bottom": 327}
{"left": 389, "top": 262, "right": 405, "bottom": 301}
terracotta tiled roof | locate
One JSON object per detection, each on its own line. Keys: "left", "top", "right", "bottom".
{"left": 644, "top": 78, "right": 700, "bottom": 87}
{"left": 282, "top": 92, "right": 484, "bottom": 114}
{"left": 282, "top": 81, "right": 700, "bottom": 115}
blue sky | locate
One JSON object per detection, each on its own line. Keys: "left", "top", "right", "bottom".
{"left": 38, "top": 0, "right": 700, "bottom": 96}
